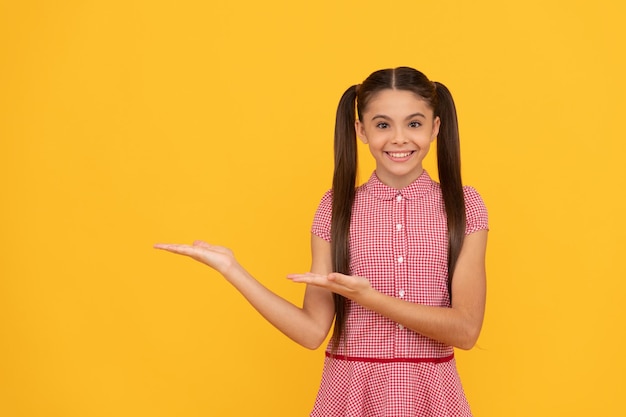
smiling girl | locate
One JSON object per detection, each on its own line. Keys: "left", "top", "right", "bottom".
{"left": 155, "top": 67, "right": 488, "bottom": 416}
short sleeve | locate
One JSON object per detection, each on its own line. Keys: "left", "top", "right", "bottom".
{"left": 311, "top": 190, "right": 333, "bottom": 242}
{"left": 463, "top": 186, "right": 489, "bottom": 235}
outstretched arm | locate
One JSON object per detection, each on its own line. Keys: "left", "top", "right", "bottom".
{"left": 154, "top": 236, "right": 335, "bottom": 349}
{"left": 289, "top": 230, "right": 488, "bottom": 350}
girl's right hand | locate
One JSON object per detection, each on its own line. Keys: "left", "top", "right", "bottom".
{"left": 154, "top": 240, "right": 237, "bottom": 275}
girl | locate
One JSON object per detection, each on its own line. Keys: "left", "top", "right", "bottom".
{"left": 155, "top": 67, "right": 488, "bottom": 416}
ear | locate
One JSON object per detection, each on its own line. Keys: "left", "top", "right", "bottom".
{"left": 431, "top": 116, "right": 441, "bottom": 142}
{"left": 355, "top": 120, "right": 368, "bottom": 144}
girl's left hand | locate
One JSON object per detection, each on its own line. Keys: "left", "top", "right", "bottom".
{"left": 287, "top": 272, "right": 372, "bottom": 301}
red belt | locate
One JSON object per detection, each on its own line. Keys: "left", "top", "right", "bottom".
{"left": 325, "top": 351, "right": 454, "bottom": 364}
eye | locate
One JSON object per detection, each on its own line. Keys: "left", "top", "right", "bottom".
{"left": 376, "top": 122, "right": 389, "bottom": 129}
{"left": 408, "top": 121, "right": 421, "bottom": 128}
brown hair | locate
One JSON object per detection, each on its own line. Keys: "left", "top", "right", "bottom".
{"left": 330, "top": 67, "right": 466, "bottom": 349}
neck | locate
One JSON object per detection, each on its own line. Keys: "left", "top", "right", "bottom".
{"left": 375, "top": 168, "right": 425, "bottom": 189}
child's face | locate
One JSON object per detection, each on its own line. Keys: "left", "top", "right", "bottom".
{"left": 355, "top": 89, "right": 440, "bottom": 189}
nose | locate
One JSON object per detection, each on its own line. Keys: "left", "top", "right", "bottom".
{"left": 392, "top": 129, "right": 409, "bottom": 144}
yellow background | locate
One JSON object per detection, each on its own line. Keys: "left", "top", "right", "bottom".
{"left": 1, "top": 0, "right": 625, "bottom": 416}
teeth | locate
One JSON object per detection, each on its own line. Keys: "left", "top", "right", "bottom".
{"left": 388, "top": 152, "right": 412, "bottom": 158}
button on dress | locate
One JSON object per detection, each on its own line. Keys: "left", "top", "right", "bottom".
{"left": 310, "top": 170, "right": 489, "bottom": 417}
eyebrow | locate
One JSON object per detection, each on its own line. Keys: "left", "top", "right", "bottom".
{"left": 371, "top": 112, "right": 426, "bottom": 121}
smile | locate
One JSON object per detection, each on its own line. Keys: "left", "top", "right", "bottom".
{"left": 386, "top": 151, "right": 415, "bottom": 158}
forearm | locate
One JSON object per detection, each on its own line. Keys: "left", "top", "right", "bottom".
{"left": 357, "top": 290, "right": 482, "bottom": 350}
{"left": 223, "top": 263, "right": 331, "bottom": 349}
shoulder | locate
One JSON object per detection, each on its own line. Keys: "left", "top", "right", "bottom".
{"left": 317, "top": 181, "right": 370, "bottom": 204}
{"left": 462, "top": 185, "right": 489, "bottom": 234}
{"left": 463, "top": 185, "right": 486, "bottom": 205}
{"left": 312, "top": 189, "right": 333, "bottom": 242}
{"left": 318, "top": 189, "right": 333, "bottom": 205}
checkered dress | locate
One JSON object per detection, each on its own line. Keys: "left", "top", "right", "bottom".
{"left": 310, "top": 170, "right": 488, "bottom": 417}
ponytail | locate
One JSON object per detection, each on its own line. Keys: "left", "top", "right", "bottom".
{"left": 330, "top": 85, "right": 358, "bottom": 350}
{"left": 433, "top": 82, "right": 466, "bottom": 299}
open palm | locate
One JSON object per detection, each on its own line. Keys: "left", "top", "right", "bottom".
{"left": 154, "top": 240, "right": 236, "bottom": 274}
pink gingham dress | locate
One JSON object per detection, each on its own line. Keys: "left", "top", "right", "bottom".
{"left": 310, "top": 170, "right": 488, "bottom": 417}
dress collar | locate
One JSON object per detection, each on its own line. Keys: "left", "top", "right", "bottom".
{"left": 362, "top": 170, "right": 435, "bottom": 201}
